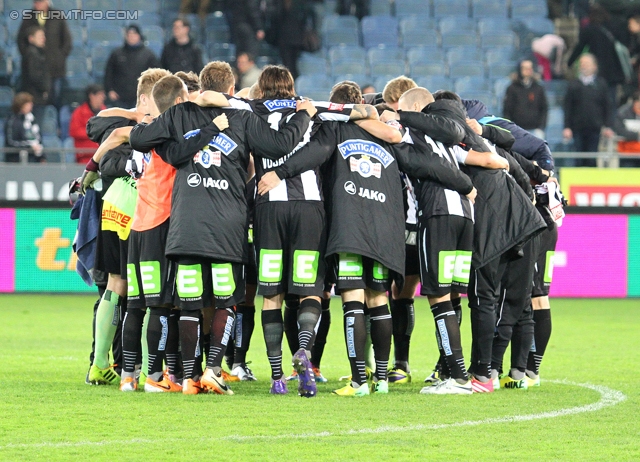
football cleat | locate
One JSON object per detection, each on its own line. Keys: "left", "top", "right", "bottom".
{"left": 88, "top": 364, "right": 121, "bottom": 385}
{"left": 333, "top": 383, "right": 370, "bottom": 397}
{"left": 388, "top": 368, "right": 411, "bottom": 384}
{"left": 371, "top": 380, "right": 389, "bottom": 394}
{"left": 420, "top": 378, "right": 473, "bottom": 395}
{"left": 144, "top": 374, "right": 182, "bottom": 393}
{"left": 285, "top": 370, "right": 298, "bottom": 381}
{"left": 221, "top": 369, "right": 240, "bottom": 383}
{"left": 424, "top": 369, "right": 442, "bottom": 385}
{"left": 525, "top": 374, "right": 541, "bottom": 387}
{"left": 312, "top": 367, "right": 328, "bottom": 383}
{"left": 230, "top": 363, "right": 257, "bottom": 381}
{"left": 500, "top": 375, "right": 529, "bottom": 390}
{"left": 471, "top": 376, "right": 494, "bottom": 393}
{"left": 292, "top": 349, "right": 316, "bottom": 398}
{"left": 119, "top": 376, "right": 138, "bottom": 392}
{"left": 201, "top": 368, "right": 234, "bottom": 395}
{"left": 182, "top": 378, "right": 204, "bottom": 395}
{"left": 270, "top": 377, "right": 289, "bottom": 395}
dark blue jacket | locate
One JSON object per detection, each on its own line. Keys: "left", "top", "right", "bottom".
{"left": 463, "top": 99, "right": 555, "bottom": 172}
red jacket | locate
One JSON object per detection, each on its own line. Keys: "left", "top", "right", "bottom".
{"left": 69, "top": 102, "right": 105, "bottom": 163}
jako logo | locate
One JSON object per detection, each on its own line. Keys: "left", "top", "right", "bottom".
{"left": 203, "top": 178, "right": 229, "bottom": 190}
{"left": 344, "top": 181, "right": 356, "bottom": 195}
{"left": 358, "top": 187, "right": 386, "bottom": 203}
{"left": 187, "top": 173, "right": 201, "bottom": 187}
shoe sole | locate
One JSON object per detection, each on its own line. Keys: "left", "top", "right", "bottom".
{"left": 293, "top": 353, "right": 316, "bottom": 398}
{"left": 202, "top": 377, "right": 234, "bottom": 395}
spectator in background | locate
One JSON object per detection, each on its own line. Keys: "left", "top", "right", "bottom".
{"left": 613, "top": 91, "right": 640, "bottom": 165}
{"left": 20, "top": 26, "right": 50, "bottom": 124}
{"left": 4, "top": 92, "right": 44, "bottom": 163}
{"left": 161, "top": 18, "right": 203, "bottom": 74}
{"left": 337, "top": 0, "right": 369, "bottom": 20}
{"left": 104, "top": 25, "right": 159, "bottom": 108}
{"left": 362, "top": 84, "right": 376, "bottom": 94}
{"left": 180, "top": 0, "right": 210, "bottom": 18}
{"left": 267, "top": 0, "right": 316, "bottom": 80}
{"left": 236, "top": 52, "right": 261, "bottom": 90}
{"left": 503, "top": 60, "right": 549, "bottom": 139}
{"left": 224, "top": 0, "right": 264, "bottom": 58}
{"left": 17, "top": 0, "right": 71, "bottom": 109}
{"left": 567, "top": 4, "right": 625, "bottom": 107}
{"left": 563, "top": 53, "right": 614, "bottom": 165}
{"left": 627, "top": 14, "right": 640, "bottom": 91}
{"left": 69, "top": 84, "right": 106, "bottom": 164}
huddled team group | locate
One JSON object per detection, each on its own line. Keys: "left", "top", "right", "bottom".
{"left": 75, "top": 59, "right": 563, "bottom": 397}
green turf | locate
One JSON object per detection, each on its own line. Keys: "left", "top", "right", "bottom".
{"left": 0, "top": 295, "right": 638, "bottom": 460}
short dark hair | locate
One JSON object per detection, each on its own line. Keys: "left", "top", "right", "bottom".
{"left": 433, "top": 90, "right": 462, "bottom": 103}
{"left": 11, "top": 92, "right": 33, "bottom": 114}
{"left": 85, "top": 84, "right": 104, "bottom": 102}
{"left": 174, "top": 17, "right": 190, "bottom": 28}
{"left": 237, "top": 52, "right": 255, "bottom": 62}
{"left": 175, "top": 71, "right": 200, "bottom": 92}
{"left": 258, "top": 65, "right": 295, "bottom": 99}
{"left": 152, "top": 75, "right": 186, "bottom": 113}
{"left": 633, "top": 91, "right": 640, "bottom": 102}
{"left": 329, "top": 81, "right": 362, "bottom": 104}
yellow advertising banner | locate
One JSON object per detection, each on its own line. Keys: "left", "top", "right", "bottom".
{"left": 559, "top": 168, "right": 640, "bottom": 206}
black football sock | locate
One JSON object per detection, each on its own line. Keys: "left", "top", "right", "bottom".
{"left": 206, "top": 307, "right": 236, "bottom": 372}
{"left": 343, "top": 301, "right": 367, "bottom": 387}
{"left": 527, "top": 309, "right": 552, "bottom": 376}
{"left": 311, "top": 297, "right": 331, "bottom": 369}
{"left": 179, "top": 310, "right": 201, "bottom": 380}
{"left": 297, "top": 298, "right": 322, "bottom": 352}
{"left": 121, "top": 307, "right": 145, "bottom": 378}
{"left": 283, "top": 297, "right": 300, "bottom": 355}
{"left": 369, "top": 304, "right": 393, "bottom": 381}
{"left": 166, "top": 311, "right": 182, "bottom": 379}
{"left": 431, "top": 301, "right": 468, "bottom": 382}
{"left": 435, "top": 329, "right": 451, "bottom": 379}
{"left": 451, "top": 297, "right": 463, "bottom": 326}
{"left": 232, "top": 303, "right": 255, "bottom": 368}
{"left": 147, "top": 307, "right": 171, "bottom": 381}
{"left": 390, "top": 298, "right": 414, "bottom": 372}
{"left": 262, "top": 309, "right": 284, "bottom": 380}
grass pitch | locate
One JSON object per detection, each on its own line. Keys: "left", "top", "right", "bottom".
{"left": 0, "top": 295, "right": 638, "bottom": 461}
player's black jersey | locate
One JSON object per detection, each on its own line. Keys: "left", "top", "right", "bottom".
{"left": 404, "top": 127, "right": 474, "bottom": 222}
{"left": 274, "top": 122, "right": 474, "bottom": 279}
{"left": 128, "top": 101, "right": 310, "bottom": 263}
{"left": 228, "top": 97, "right": 353, "bottom": 205}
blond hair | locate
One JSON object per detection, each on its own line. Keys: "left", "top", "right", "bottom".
{"left": 136, "top": 68, "right": 172, "bottom": 102}
{"left": 382, "top": 76, "right": 417, "bottom": 104}
{"left": 199, "top": 61, "right": 235, "bottom": 92}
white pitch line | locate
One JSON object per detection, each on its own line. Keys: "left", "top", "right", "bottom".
{"left": 0, "top": 380, "right": 626, "bottom": 450}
